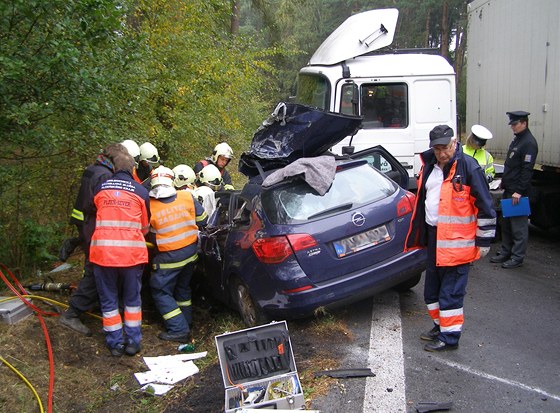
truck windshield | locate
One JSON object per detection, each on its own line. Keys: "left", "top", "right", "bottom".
{"left": 361, "top": 83, "right": 408, "bottom": 129}
{"left": 295, "top": 74, "right": 330, "bottom": 110}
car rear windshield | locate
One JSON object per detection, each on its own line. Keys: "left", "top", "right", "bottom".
{"left": 261, "top": 163, "right": 397, "bottom": 224}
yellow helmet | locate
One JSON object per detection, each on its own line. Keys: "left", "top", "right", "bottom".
{"left": 139, "top": 142, "right": 160, "bottom": 164}
{"left": 172, "top": 164, "right": 196, "bottom": 188}
{"left": 198, "top": 164, "right": 223, "bottom": 191}
{"left": 211, "top": 142, "right": 233, "bottom": 164}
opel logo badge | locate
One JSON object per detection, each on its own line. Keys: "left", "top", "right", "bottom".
{"left": 351, "top": 212, "right": 366, "bottom": 227}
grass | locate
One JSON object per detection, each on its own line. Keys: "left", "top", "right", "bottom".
{"left": 0, "top": 261, "right": 352, "bottom": 412}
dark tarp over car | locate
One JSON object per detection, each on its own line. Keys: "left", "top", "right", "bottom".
{"left": 239, "top": 102, "right": 362, "bottom": 178}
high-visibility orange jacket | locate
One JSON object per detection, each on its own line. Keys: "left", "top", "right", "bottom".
{"left": 405, "top": 144, "right": 496, "bottom": 266}
{"left": 90, "top": 171, "right": 150, "bottom": 267}
{"left": 149, "top": 191, "right": 200, "bottom": 252}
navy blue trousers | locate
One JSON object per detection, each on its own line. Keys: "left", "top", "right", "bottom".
{"left": 93, "top": 264, "right": 143, "bottom": 349}
{"left": 424, "top": 225, "right": 470, "bottom": 346}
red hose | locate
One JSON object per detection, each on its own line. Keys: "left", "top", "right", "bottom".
{"left": 0, "top": 264, "right": 56, "bottom": 413}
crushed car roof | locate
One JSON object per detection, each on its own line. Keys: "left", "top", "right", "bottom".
{"left": 239, "top": 102, "right": 362, "bottom": 178}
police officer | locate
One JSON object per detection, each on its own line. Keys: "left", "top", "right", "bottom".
{"left": 463, "top": 124, "right": 495, "bottom": 183}
{"left": 406, "top": 125, "right": 496, "bottom": 351}
{"left": 490, "top": 111, "right": 538, "bottom": 268}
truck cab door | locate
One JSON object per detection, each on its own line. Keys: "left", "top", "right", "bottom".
{"left": 349, "top": 145, "right": 409, "bottom": 190}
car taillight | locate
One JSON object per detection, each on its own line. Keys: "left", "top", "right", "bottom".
{"left": 397, "top": 191, "right": 416, "bottom": 217}
{"left": 252, "top": 234, "right": 317, "bottom": 264}
{"left": 286, "top": 233, "right": 317, "bottom": 251}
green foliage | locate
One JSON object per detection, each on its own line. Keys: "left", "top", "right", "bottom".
{"left": 0, "top": 0, "right": 467, "bottom": 272}
{"left": 0, "top": 0, "right": 285, "bottom": 270}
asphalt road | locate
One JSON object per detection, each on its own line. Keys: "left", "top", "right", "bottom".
{"left": 311, "top": 226, "right": 560, "bottom": 413}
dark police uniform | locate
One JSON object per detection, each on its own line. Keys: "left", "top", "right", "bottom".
{"left": 496, "top": 111, "right": 538, "bottom": 266}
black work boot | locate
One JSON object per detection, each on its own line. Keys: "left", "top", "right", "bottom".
{"left": 420, "top": 325, "right": 440, "bottom": 341}
{"left": 158, "top": 331, "right": 191, "bottom": 343}
{"left": 59, "top": 307, "right": 92, "bottom": 336}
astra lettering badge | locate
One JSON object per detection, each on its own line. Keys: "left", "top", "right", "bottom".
{"left": 351, "top": 212, "right": 366, "bottom": 227}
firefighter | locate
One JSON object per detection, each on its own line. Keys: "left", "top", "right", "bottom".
{"left": 89, "top": 151, "right": 150, "bottom": 357}
{"left": 148, "top": 166, "right": 208, "bottom": 343}
{"left": 59, "top": 143, "right": 128, "bottom": 336}
{"left": 172, "top": 164, "right": 196, "bottom": 191}
{"left": 462, "top": 124, "right": 495, "bottom": 183}
{"left": 405, "top": 125, "right": 496, "bottom": 352}
{"left": 137, "top": 142, "right": 160, "bottom": 189}
{"left": 121, "top": 139, "right": 143, "bottom": 184}
{"left": 193, "top": 163, "right": 223, "bottom": 218}
{"left": 193, "top": 142, "right": 235, "bottom": 190}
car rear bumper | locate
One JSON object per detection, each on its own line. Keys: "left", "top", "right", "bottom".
{"left": 257, "top": 248, "right": 427, "bottom": 319}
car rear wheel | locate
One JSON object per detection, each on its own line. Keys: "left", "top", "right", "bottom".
{"left": 231, "top": 278, "right": 269, "bottom": 327}
{"left": 394, "top": 272, "right": 422, "bottom": 292}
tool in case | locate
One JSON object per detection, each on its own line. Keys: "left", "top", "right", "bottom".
{"left": 215, "top": 321, "right": 305, "bottom": 412}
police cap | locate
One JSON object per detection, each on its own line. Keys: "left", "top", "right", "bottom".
{"left": 506, "top": 111, "right": 530, "bottom": 125}
{"left": 471, "top": 124, "right": 493, "bottom": 140}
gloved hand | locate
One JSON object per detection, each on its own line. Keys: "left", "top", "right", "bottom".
{"left": 479, "top": 246, "right": 490, "bottom": 258}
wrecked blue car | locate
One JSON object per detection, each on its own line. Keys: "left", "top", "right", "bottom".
{"left": 198, "top": 103, "right": 426, "bottom": 326}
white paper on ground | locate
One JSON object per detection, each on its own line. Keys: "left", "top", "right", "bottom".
{"left": 134, "top": 352, "right": 206, "bottom": 386}
{"left": 143, "top": 351, "right": 207, "bottom": 371}
{"left": 140, "top": 383, "right": 174, "bottom": 396}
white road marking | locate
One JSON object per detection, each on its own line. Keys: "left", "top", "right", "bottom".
{"left": 363, "top": 291, "right": 407, "bottom": 412}
{"left": 438, "top": 359, "right": 560, "bottom": 402}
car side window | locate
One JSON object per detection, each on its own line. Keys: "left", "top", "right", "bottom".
{"left": 232, "top": 200, "right": 251, "bottom": 226}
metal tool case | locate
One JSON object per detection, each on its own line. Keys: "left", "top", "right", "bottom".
{"left": 215, "top": 321, "right": 305, "bottom": 412}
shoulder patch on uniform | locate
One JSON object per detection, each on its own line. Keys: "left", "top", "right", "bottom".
{"left": 524, "top": 154, "right": 532, "bottom": 162}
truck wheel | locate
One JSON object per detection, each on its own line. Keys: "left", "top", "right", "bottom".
{"left": 231, "top": 278, "right": 269, "bottom": 327}
{"left": 394, "top": 272, "right": 422, "bottom": 292}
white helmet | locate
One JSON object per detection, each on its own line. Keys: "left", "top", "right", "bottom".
{"left": 198, "top": 164, "right": 223, "bottom": 191}
{"left": 471, "top": 125, "right": 493, "bottom": 141}
{"left": 150, "top": 166, "right": 174, "bottom": 188}
{"left": 211, "top": 142, "right": 233, "bottom": 164}
{"left": 121, "top": 140, "right": 140, "bottom": 163}
{"left": 139, "top": 142, "right": 160, "bottom": 164}
{"left": 172, "top": 164, "right": 196, "bottom": 188}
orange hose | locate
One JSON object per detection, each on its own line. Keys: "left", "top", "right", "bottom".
{"left": 0, "top": 264, "right": 56, "bottom": 413}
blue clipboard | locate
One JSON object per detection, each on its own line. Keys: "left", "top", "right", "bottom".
{"left": 501, "top": 197, "right": 531, "bottom": 217}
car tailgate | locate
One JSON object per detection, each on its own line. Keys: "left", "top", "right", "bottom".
{"left": 289, "top": 193, "right": 411, "bottom": 283}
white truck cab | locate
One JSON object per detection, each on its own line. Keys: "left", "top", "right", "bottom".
{"left": 295, "top": 9, "right": 457, "bottom": 188}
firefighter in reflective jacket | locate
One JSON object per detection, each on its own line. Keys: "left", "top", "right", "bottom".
{"left": 89, "top": 152, "right": 150, "bottom": 357}
{"left": 59, "top": 143, "right": 128, "bottom": 336}
{"left": 148, "top": 166, "right": 208, "bottom": 343}
{"left": 405, "top": 125, "right": 496, "bottom": 352}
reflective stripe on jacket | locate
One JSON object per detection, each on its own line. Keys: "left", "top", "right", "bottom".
{"left": 462, "top": 145, "right": 495, "bottom": 179}
{"left": 150, "top": 191, "right": 198, "bottom": 252}
{"left": 90, "top": 171, "right": 150, "bottom": 267}
{"left": 405, "top": 144, "right": 496, "bottom": 266}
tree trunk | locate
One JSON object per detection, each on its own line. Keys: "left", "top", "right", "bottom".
{"left": 230, "top": 0, "right": 240, "bottom": 35}
{"left": 440, "top": 0, "right": 449, "bottom": 59}
{"left": 424, "top": 13, "right": 430, "bottom": 48}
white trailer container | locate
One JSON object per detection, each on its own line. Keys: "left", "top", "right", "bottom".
{"left": 466, "top": 0, "right": 560, "bottom": 229}
{"left": 295, "top": 8, "right": 457, "bottom": 189}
